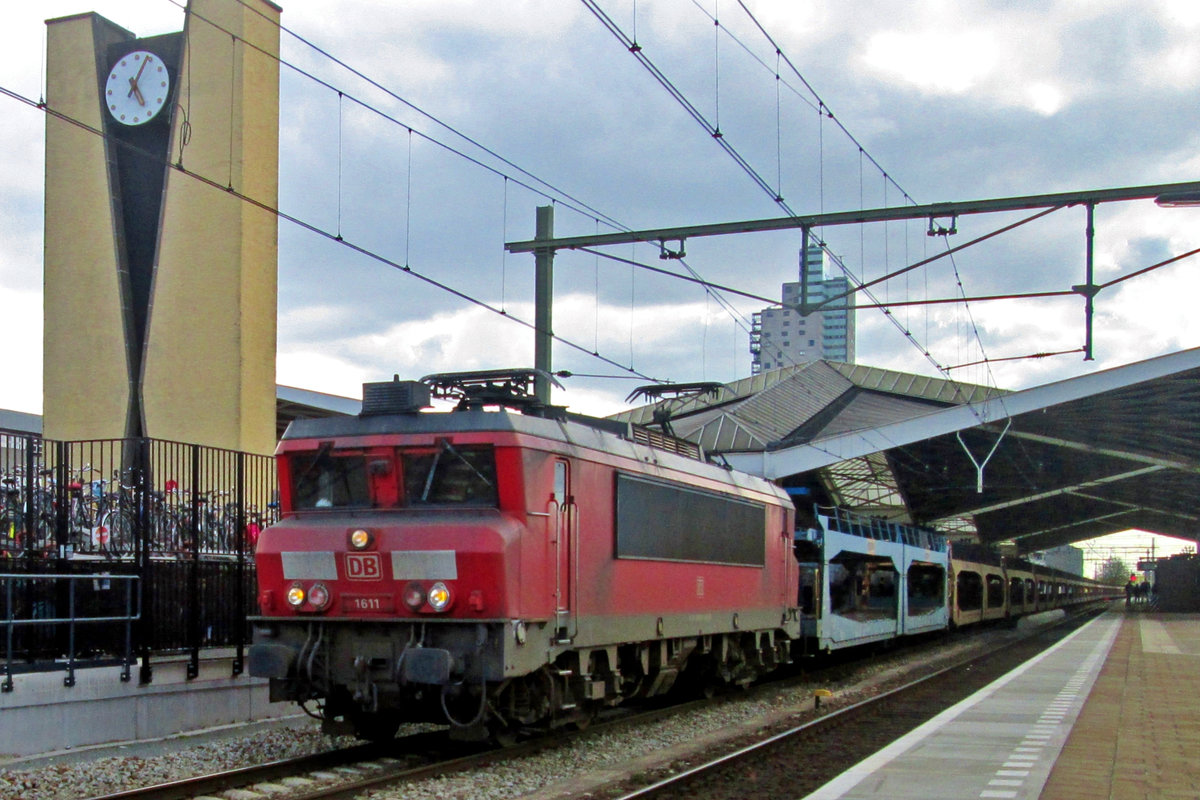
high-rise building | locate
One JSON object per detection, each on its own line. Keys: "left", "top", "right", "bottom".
{"left": 750, "top": 245, "right": 856, "bottom": 373}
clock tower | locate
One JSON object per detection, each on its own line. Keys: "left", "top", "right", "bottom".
{"left": 43, "top": 0, "right": 280, "bottom": 455}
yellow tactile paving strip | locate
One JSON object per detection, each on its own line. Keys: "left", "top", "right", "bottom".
{"left": 1040, "top": 613, "right": 1200, "bottom": 800}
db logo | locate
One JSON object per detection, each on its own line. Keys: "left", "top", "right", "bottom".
{"left": 344, "top": 553, "right": 383, "bottom": 580}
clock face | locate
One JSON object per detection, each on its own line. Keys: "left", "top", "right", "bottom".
{"left": 105, "top": 50, "right": 170, "bottom": 126}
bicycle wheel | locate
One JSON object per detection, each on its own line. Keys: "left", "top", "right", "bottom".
{"left": 100, "top": 508, "right": 137, "bottom": 558}
{"left": 153, "top": 507, "right": 182, "bottom": 555}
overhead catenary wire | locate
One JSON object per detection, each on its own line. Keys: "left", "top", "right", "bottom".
{"left": 581, "top": 0, "right": 988, "bottom": 395}
{"left": 177, "top": 0, "right": 630, "bottom": 234}
{"left": 579, "top": 0, "right": 783, "bottom": 202}
{"left": 726, "top": 0, "right": 1030, "bottom": 407}
{"left": 0, "top": 83, "right": 664, "bottom": 386}
{"left": 191, "top": 0, "right": 978, "bottom": 392}
{"left": 186, "top": 0, "right": 766, "bottom": 382}
{"left": 100, "top": 1, "right": 1169, "bottom": 404}
{"left": 578, "top": 245, "right": 1066, "bottom": 311}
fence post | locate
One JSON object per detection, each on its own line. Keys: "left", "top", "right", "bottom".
{"left": 3, "top": 576, "right": 13, "bottom": 693}
{"left": 53, "top": 440, "right": 68, "bottom": 558}
{"left": 187, "top": 444, "right": 200, "bottom": 680}
{"left": 52, "top": 440, "right": 71, "bottom": 662}
{"left": 233, "top": 451, "right": 246, "bottom": 677}
{"left": 136, "top": 438, "right": 153, "bottom": 685}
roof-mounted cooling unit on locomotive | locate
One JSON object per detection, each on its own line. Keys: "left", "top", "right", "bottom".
{"left": 360, "top": 377, "right": 432, "bottom": 416}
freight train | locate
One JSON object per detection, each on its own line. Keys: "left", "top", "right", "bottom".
{"left": 248, "top": 369, "right": 1115, "bottom": 742}
{"left": 793, "top": 506, "right": 1117, "bottom": 654}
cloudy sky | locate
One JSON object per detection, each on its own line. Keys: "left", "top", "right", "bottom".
{"left": 4, "top": 0, "right": 1200, "bottom": 421}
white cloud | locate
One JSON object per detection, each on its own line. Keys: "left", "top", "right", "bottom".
{"left": 863, "top": 29, "right": 999, "bottom": 95}
{"left": 1027, "top": 83, "right": 1064, "bottom": 116}
{"left": 0, "top": 288, "right": 42, "bottom": 414}
{"left": 1157, "top": 0, "right": 1200, "bottom": 28}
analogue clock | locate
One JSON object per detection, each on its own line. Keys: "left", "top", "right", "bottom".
{"left": 105, "top": 50, "right": 170, "bottom": 126}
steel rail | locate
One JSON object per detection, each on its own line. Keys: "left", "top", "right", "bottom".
{"left": 78, "top": 694, "right": 726, "bottom": 800}
{"left": 79, "top": 740, "right": 401, "bottom": 800}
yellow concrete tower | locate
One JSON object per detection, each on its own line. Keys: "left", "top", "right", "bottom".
{"left": 43, "top": 0, "right": 280, "bottom": 455}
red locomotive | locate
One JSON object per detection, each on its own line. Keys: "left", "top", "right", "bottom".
{"left": 249, "top": 370, "right": 799, "bottom": 741}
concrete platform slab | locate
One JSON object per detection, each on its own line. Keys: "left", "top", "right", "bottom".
{"left": 803, "top": 612, "right": 1122, "bottom": 799}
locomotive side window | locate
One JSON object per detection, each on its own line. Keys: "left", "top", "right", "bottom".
{"left": 291, "top": 446, "right": 370, "bottom": 510}
{"left": 614, "top": 473, "right": 765, "bottom": 566}
{"left": 401, "top": 443, "right": 497, "bottom": 507}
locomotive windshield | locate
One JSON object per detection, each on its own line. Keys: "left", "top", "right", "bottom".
{"left": 401, "top": 442, "right": 497, "bottom": 507}
{"left": 287, "top": 442, "right": 498, "bottom": 511}
{"left": 291, "top": 444, "right": 371, "bottom": 510}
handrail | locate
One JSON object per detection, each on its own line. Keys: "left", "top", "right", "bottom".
{"left": 1, "top": 572, "right": 140, "bottom": 692}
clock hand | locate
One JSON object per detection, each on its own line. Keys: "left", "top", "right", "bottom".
{"left": 126, "top": 55, "right": 152, "bottom": 102}
{"left": 128, "top": 77, "right": 146, "bottom": 106}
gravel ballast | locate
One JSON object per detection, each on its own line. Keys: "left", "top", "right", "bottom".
{"left": 0, "top": 623, "right": 1058, "bottom": 800}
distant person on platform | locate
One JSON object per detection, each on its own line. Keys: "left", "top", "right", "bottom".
{"left": 1125, "top": 578, "right": 1134, "bottom": 608}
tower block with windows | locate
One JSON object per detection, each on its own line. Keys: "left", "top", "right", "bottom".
{"left": 43, "top": 0, "right": 280, "bottom": 455}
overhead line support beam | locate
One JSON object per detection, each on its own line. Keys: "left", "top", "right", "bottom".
{"left": 505, "top": 180, "right": 1200, "bottom": 253}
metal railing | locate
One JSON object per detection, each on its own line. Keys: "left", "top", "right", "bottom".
{"left": 1, "top": 572, "right": 139, "bottom": 691}
{"left": 815, "top": 505, "right": 948, "bottom": 552}
{"left": 0, "top": 431, "right": 276, "bottom": 687}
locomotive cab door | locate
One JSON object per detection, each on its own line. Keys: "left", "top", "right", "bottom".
{"left": 552, "top": 460, "right": 576, "bottom": 642}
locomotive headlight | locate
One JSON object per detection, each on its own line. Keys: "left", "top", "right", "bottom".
{"left": 285, "top": 583, "right": 306, "bottom": 608}
{"left": 403, "top": 582, "right": 426, "bottom": 611}
{"left": 348, "top": 528, "right": 374, "bottom": 550}
{"left": 428, "top": 581, "right": 452, "bottom": 612}
{"left": 308, "top": 583, "right": 331, "bottom": 610}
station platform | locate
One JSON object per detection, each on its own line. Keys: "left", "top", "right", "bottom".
{"left": 803, "top": 607, "right": 1199, "bottom": 800}
{"left": 0, "top": 649, "right": 288, "bottom": 759}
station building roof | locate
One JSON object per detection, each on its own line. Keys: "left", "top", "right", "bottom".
{"left": 275, "top": 384, "right": 360, "bottom": 438}
{"left": 614, "top": 349, "right": 1200, "bottom": 554}
{"left": 0, "top": 387, "right": 359, "bottom": 441}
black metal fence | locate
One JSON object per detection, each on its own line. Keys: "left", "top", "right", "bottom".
{"left": 0, "top": 431, "right": 275, "bottom": 688}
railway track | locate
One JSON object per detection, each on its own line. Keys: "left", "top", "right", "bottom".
{"left": 77, "top": 690, "right": 739, "bottom": 800}
{"left": 604, "top": 610, "right": 1103, "bottom": 800}
{"left": 78, "top": 609, "right": 1103, "bottom": 800}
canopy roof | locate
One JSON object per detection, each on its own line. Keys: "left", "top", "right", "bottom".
{"left": 614, "top": 350, "right": 1200, "bottom": 553}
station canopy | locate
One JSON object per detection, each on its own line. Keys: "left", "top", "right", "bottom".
{"left": 275, "top": 385, "right": 362, "bottom": 439}
{"left": 613, "top": 348, "right": 1200, "bottom": 554}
